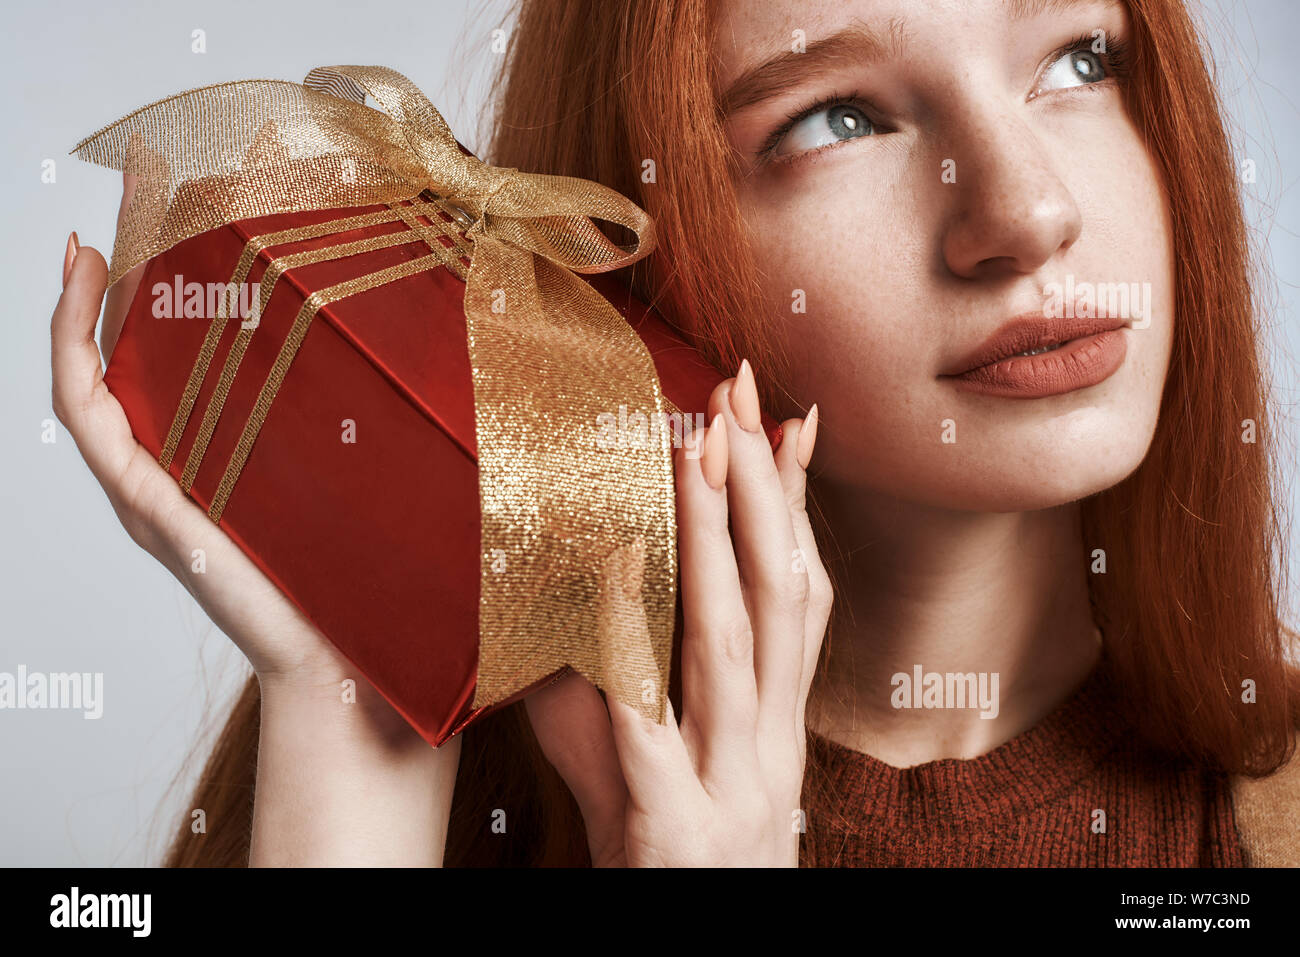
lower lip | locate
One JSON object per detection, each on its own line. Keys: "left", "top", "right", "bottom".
{"left": 942, "top": 329, "right": 1128, "bottom": 399}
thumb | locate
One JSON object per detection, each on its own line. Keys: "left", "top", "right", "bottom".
{"left": 51, "top": 239, "right": 110, "bottom": 423}
{"left": 524, "top": 670, "right": 628, "bottom": 844}
{"left": 50, "top": 240, "right": 138, "bottom": 487}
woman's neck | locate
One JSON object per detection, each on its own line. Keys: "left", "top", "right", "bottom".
{"left": 806, "top": 487, "right": 1103, "bottom": 768}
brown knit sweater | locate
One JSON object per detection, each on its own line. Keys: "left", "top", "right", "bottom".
{"left": 798, "top": 652, "right": 1254, "bottom": 867}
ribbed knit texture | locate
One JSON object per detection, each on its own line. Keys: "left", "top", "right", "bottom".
{"left": 798, "top": 650, "right": 1246, "bottom": 866}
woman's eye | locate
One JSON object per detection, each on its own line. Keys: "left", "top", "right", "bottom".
{"left": 772, "top": 103, "right": 875, "bottom": 159}
{"left": 1033, "top": 47, "right": 1111, "bottom": 97}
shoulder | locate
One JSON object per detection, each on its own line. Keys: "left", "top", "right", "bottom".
{"left": 1230, "top": 727, "right": 1300, "bottom": 867}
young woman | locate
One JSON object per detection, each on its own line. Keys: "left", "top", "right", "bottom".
{"left": 51, "top": 0, "right": 1300, "bottom": 867}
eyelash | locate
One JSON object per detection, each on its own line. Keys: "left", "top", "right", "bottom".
{"left": 1031, "top": 31, "right": 1131, "bottom": 98}
{"left": 757, "top": 32, "right": 1131, "bottom": 169}
{"left": 758, "top": 89, "right": 873, "bottom": 168}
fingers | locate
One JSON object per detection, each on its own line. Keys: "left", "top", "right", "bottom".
{"left": 675, "top": 415, "right": 761, "bottom": 786}
{"left": 706, "top": 361, "right": 807, "bottom": 736}
{"left": 599, "top": 543, "right": 698, "bottom": 809}
{"left": 524, "top": 671, "right": 628, "bottom": 847}
{"left": 532, "top": 538, "right": 707, "bottom": 850}
{"left": 772, "top": 408, "right": 832, "bottom": 724}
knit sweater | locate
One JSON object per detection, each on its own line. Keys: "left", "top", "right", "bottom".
{"left": 797, "top": 651, "right": 1296, "bottom": 867}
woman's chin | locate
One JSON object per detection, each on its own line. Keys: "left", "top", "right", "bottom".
{"left": 833, "top": 451, "right": 1150, "bottom": 514}
{"left": 941, "top": 458, "right": 1147, "bottom": 513}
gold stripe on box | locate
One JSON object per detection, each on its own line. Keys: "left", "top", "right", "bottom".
{"left": 177, "top": 203, "right": 460, "bottom": 493}
{"left": 208, "top": 252, "right": 453, "bottom": 521}
{"left": 158, "top": 202, "right": 446, "bottom": 471}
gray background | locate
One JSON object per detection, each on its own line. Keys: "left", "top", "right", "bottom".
{"left": 1, "top": 0, "right": 1296, "bottom": 865}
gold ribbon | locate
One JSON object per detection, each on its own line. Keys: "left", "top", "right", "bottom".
{"left": 74, "top": 66, "right": 676, "bottom": 723}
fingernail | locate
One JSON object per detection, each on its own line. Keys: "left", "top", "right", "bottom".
{"left": 796, "top": 404, "right": 819, "bottom": 469}
{"left": 700, "top": 413, "right": 728, "bottom": 489}
{"left": 62, "top": 231, "right": 78, "bottom": 288}
{"left": 729, "top": 358, "right": 761, "bottom": 432}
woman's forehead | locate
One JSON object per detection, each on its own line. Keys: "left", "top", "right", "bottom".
{"left": 712, "top": 0, "right": 1126, "bottom": 93}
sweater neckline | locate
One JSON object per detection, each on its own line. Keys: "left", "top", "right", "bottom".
{"left": 804, "top": 648, "right": 1129, "bottom": 825}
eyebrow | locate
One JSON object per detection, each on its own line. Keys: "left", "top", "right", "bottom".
{"left": 718, "top": 0, "right": 1116, "bottom": 119}
{"left": 718, "top": 19, "right": 902, "bottom": 118}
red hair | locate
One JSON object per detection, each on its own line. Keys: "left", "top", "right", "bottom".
{"left": 163, "top": 0, "right": 1299, "bottom": 867}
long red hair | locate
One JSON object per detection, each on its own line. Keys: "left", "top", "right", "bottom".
{"left": 162, "top": 0, "right": 1300, "bottom": 867}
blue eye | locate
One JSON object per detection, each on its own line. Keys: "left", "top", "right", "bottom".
{"left": 1030, "top": 38, "right": 1126, "bottom": 100}
{"left": 765, "top": 98, "right": 875, "bottom": 162}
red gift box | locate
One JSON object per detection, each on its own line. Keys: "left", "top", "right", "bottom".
{"left": 103, "top": 196, "right": 781, "bottom": 747}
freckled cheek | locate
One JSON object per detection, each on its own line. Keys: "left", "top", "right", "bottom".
{"left": 1093, "top": 151, "right": 1176, "bottom": 371}
{"left": 753, "top": 224, "right": 937, "bottom": 410}
{"left": 1056, "top": 129, "right": 1175, "bottom": 369}
{"left": 784, "top": 310, "right": 937, "bottom": 450}
{"left": 1072, "top": 133, "right": 1173, "bottom": 279}
{"left": 793, "top": 335, "right": 950, "bottom": 485}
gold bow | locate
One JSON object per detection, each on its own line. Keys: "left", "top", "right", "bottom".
{"left": 74, "top": 65, "right": 676, "bottom": 723}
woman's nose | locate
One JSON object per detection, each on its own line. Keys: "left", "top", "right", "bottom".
{"left": 938, "top": 114, "right": 1083, "bottom": 280}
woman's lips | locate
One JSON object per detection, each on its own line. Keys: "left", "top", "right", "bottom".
{"left": 941, "top": 329, "right": 1128, "bottom": 398}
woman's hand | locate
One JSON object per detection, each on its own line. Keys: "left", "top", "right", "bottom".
{"left": 525, "top": 360, "right": 831, "bottom": 866}
{"left": 51, "top": 178, "right": 358, "bottom": 693}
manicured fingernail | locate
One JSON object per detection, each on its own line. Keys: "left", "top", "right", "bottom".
{"left": 729, "top": 358, "right": 761, "bottom": 432}
{"left": 700, "top": 413, "right": 728, "bottom": 489}
{"left": 62, "top": 232, "right": 78, "bottom": 288}
{"left": 796, "top": 404, "right": 819, "bottom": 469}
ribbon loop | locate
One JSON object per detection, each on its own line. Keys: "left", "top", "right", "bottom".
{"left": 301, "top": 64, "right": 655, "bottom": 273}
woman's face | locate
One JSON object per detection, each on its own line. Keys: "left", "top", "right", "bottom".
{"left": 717, "top": 0, "right": 1174, "bottom": 512}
